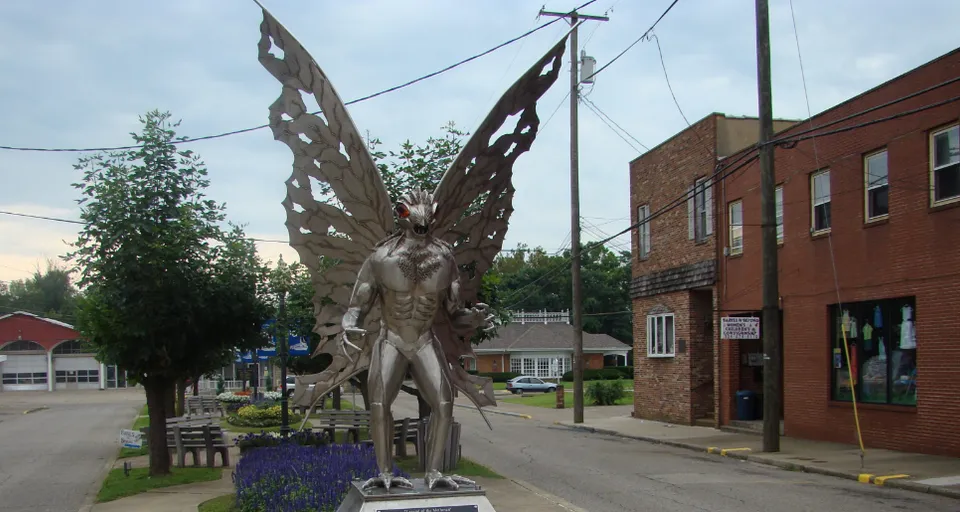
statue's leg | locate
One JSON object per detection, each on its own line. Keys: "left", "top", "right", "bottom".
{"left": 409, "top": 340, "right": 473, "bottom": 490}
{"left": 362, "top": 340, "right": 412, "bottom": 491}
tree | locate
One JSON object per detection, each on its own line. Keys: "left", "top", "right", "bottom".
{"left": 0, "top": 260, "right": 78, "bottom": 320}
{"left": 67, "top": 110, "right": 269, "bottom": 476}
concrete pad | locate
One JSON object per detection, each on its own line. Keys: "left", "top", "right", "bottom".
{"left": 480, "top": 477, "right": 587, "bottom": 512}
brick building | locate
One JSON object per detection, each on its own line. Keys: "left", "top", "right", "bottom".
{"left": 718, "top": 48, "right": 960, "bottom": 456}
{"left": 628, "top": 114, "right": 796, "bottom": 425}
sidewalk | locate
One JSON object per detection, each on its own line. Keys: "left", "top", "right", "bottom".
{"left": 556, "top": 414, "right": 960, "bottom": 500}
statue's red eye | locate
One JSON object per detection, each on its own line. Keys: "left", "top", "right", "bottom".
{"left": 395, "top": 203, "right": 410, "bottom": 218}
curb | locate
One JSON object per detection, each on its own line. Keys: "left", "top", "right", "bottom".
{"left": 555, "top": 423, "right": 960, "bottom": 501}
{"left": 454, "top": 403, "right": 532, "bottom": 420}
{"left": 77, "top": 409, "right": 136, "bottom": 512}
{"left": 510, "top": 478, "right": 588, "bottom": 512}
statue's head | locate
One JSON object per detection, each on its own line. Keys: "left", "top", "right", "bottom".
{"left": 394, "top": 189, "right": 436, "bottom": 237}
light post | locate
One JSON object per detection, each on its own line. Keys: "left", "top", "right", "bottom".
{"left": 278, "top": 290, "right": 290, "bottom": 438}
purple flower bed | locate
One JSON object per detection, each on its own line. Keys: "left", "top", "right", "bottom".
{"left": 234, "top": 443, "right": 408, "bottom": 511}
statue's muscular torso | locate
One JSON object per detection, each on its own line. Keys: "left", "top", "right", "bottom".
{"left": 370, "top": 236, "right": 455, "bottom": 358}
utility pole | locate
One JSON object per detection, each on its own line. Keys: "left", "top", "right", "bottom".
{"left": 755, "top": 0, "right": 781, "bottom": 452}
{"left": 278, "top": 290, "right": 291, "bottom": 438}
{"left": 538, "top": 7, "right": 608, "bottom": 425}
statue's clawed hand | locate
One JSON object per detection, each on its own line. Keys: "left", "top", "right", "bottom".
{"left": 471, "top": 303, "right": 496, "bottom": 332}
{"left": 339, "top": 326, "right": 367, "bottom": 362}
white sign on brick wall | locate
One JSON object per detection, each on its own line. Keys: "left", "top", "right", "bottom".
{"left": 721, "top": 317, "right": 760, "bottom": 340}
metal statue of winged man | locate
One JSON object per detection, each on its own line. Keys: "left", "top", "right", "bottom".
{"left": 255, "top": 6, "right": 567, "bottom": 492}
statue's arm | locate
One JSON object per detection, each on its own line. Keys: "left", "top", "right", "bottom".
{"left": 342, "top": 256, "right": 378, "bottom": 330}
{"left": 444, "top": 257, "right": 478, "bottom": 331}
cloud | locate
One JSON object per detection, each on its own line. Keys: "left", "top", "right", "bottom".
{"left": 0, "top": 0, "right": 958, "bottom": 283}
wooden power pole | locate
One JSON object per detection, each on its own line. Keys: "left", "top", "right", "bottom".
{"left": 755, "top": 0, "right": 781, "bottom": 452}
{"left": 538, "top": 7, "right": 608, "bottom": 424}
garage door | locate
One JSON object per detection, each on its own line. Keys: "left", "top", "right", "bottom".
{"left": 54, "top": 356, "right": 100, "bottom": 390}
{"left": 1, "top": 354, "right": 48, "bottom": 391}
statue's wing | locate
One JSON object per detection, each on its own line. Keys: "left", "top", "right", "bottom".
{"left": 429, "top": 36, "right": 568, "bottom": 412}
{"left": 257, "top": 8, "right": 394, "bottom": 407}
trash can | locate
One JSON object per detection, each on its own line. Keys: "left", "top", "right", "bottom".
{"left": 736, "top": 390, "right": 757, "bottom": 421}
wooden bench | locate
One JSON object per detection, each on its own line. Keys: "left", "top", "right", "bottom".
{"left": 140, "top": 416, "right": 229, "bottom": 467}
{"left": 311, "top": 410, "right": 370, "bottom": 443}
{"left": 187, "top": 397, "right": 224, "bottom": 417}
{"left": 358, "top": 417, "right": 419, "bottom": 457}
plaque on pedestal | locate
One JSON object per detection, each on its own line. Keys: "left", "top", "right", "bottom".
{"left": 336, "top": 480, "right": 496, "bottom": 512}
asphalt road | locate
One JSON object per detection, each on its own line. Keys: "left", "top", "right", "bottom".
{"left": 391, "top": 394, "right": 957, "bottom": 512}
{"left": 0, "top": 389, "right": 142, "bottom": 512}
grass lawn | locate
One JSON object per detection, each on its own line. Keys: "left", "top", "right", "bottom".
{"left": 394, "top": 456, "right": 503, "bottom": 479}
{"left": 198, "top": 493, "right": 237, "bottom": 512}
{"left": 96, "top": 467, "right": 222, "bottom": 503}
{"left": 117, "top": 408, "right": 151, "bottom": 459}
{"left": 493, "top": 380, "right": 631, "bottom": 391}
{"left": 501, "top": 392, "right": 632, "bottom": 408}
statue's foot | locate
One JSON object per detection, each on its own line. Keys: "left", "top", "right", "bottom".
{"left": 425, "top": 469, "right": 476, "bottom": 491}
{"left": 361, "top": 471, "right": 414, "bottom": 491}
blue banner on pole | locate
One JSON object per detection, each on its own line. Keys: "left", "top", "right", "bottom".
{"left": 289, "top": 335, "right": 310, "bottom": 356}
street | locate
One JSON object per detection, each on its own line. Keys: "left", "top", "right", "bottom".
{"left": 390, "top": 393, "right": 958, "bottom": 512}
{"left": 0, "top": 389, "right": 142, "bottom": 512}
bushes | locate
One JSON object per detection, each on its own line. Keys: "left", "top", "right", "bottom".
{"left": 234, "top": 431, "right": 329, "bottom": 454}
{"left": 234, "top": 443, "right": 407, "bottom": 511}
{"left": 228, "top": 404, "right": 304, "bottom": 428}
{"left": 561, "top": 368, "right": 624, "bottom": 382}
{"left": 475, "top": 372, "right": 520, "bottom": 383}
{"left": 587, "top": 379, "right": 626, "bottom": 406}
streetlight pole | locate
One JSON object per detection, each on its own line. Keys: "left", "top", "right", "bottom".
{"left": 278, "top": 290, "right": 290, "bottom": 438}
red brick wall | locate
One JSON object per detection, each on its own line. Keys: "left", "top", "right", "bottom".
{"left": 584, "top": 353, "right": 604, "bottom": 370}
{"left": 718, "top": 49, "right": 960, "bottom": 456}
{"left": 634, "top": 291, "right": 692, "bottom": 423}
{"left": 475, "top": 354, "right": 506, "bottom": 374}
{"left": 0, "top": 314, "right": 78, "bottom": 351}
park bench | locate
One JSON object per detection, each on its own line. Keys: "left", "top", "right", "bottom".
{"left": 358, "top": 417, "right": 419, "bottom": 457}
{"left": 139, "top": 415, "right": 230, "bottom": 468}
{"left": 312, "top": 409, "right": 370, "bottom": 444}
{"left": 186, "top": 396, "right": 224, "bottom": 417}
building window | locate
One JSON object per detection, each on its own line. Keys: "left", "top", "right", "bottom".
{"left": 0, "top": 340, "right": 44, "bottom": 352}
{"left": 865, "top": 150, "right": 889, "bottom": 220}
{"left": 931, "top": 124, "right": 959, "bottom": 204}
{"left": 811, "top": 170, "right": 831, "bottom": 233}
{"left": 830, "top": 296, "right": 916, "bottom": 407}
{"left": 536, "top": 357, "right": 550, "bottom": 378}
{"left": 53, "top": 340, "right": 93, "bottom": 355}
{"left": 637, "top": 204, "right": 651, "bottom": 259}
{"left": 1, "top": 372, "right": 47, "bottom": 385}
{"left": 728, "top": 200, "right": 743, "bottom": 255}
{"left": 647, "top": 313, "right": 675, "bottom": 357}
{"left": 688, "top": 178, "right": 713, "bottom": 242}
{"left": 509, "top": 358, "right": 521, "bottom": 374}
{"left": 775, "top": 186, "right": 784, "bottom": 243}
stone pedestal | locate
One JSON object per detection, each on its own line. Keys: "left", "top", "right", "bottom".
{"left": 336, "top": 480, "right": 496, "bottom": 512}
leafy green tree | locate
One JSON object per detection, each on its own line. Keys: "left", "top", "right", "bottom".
{"left": 67, "top": 110, "right": 269, "bottom": 476}
{"left": 0, "top": 260, "right": 78, "bottom": 320}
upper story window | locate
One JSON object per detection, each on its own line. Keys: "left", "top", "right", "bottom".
{"left": 637, "top": 204, "right": 651, "bottom": 259}
{"left": 728, "top": 200, "right": 743, "bottom": 256}
{"left": 688, "top": 178, "right": 713, "bottom": 243}
{"left": 865, "top": 150, "right": 889, "bottom": 221}
{"left": 53, "top": 340, "right": 92, "bottom": 355}
{"left": 0, "top": 340, "right": 44, "bottom": 352}
{"left": 647, "top": 313, "right": 675, "bottom": 358}
{"left": 811, "top": 170, "right": 831, "bottom": 234}
{"left": 931, "top": 124, "right": 959, "bottom": 205}
{"left": 775, "top": 185, "right": 784, "bottom": 243}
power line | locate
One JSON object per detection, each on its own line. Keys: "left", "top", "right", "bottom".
{"left": 0, "top": 7, "right": 588, "bottom": 154}
{"left": 650, "top": 33, "right": 692, "bottom": 128}
{"left": 580, "top": 0, "right": 681, "bottom": 83}
{"left": 580, "top": 95, "right": 650, "bottom": 151}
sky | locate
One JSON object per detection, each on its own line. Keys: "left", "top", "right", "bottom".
{"left": 0, "top": 0, "right": 958, "bottom": 283}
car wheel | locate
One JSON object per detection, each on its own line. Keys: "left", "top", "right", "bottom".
{"left": 518, "top": 389, "right": 524, "bottom": 396}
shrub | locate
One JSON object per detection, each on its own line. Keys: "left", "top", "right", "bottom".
{"left": 476, "top": 372, "right": 520, "bottom": 383}
{"left": 228, "top": 404, "right": 304, "bottom": 428}
{"left": 587, "top": 379, "right": 626, "bottom": 406}
{"left": 235, "top": 443, "right": 407, "bottom": 511}
{"left": 234, "top": 430, "right": 329, "bottom": 454}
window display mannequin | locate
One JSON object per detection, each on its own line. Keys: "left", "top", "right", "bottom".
{"left": 899, "top": 304, "right": 916, "bottom": 350}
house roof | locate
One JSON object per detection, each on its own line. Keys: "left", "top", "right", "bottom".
{"left": 0, "top": 311, "right": 75, "bottom": 330}
{"left": 474, "top": 323, "right": 630, "bottom": 353}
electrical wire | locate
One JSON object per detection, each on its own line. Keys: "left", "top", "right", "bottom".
{"left": 580, "top": 95, "right": 650, "bottom": 151}
{"left": 580, "top": 98, "right": 645, "bottom": 153}
{"left": 0, "top": 4, "right": 594, "bottom": 154}
{"left": 580, "top": 0, "right": 681, "bottom": 84}
{"left": 650, "top": 33, "right": 691, "bottom": 128}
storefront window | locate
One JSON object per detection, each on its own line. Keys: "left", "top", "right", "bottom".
{"left": 829, "top": 297, "right": 917, "bottom": 406}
